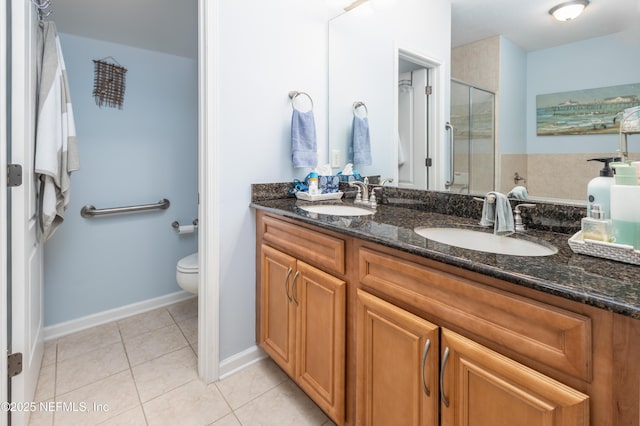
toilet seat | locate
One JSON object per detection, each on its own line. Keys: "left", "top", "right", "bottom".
{"left": 177, "top": 253, "right": 198, "bottom": 273}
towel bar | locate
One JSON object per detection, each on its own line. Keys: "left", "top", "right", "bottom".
{"left": 81, "top": 198, "right": 170, "bottom": 218}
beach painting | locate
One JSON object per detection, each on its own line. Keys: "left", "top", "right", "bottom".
{"left": 536, "top": 83, "right": 640, "bottom": 136}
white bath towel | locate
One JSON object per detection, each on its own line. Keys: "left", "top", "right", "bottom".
{"left": 35, "top": 22, "right": 79, "bottom": 241}
{"left": 480, "top": 192, "right": 514, "bottom": 236}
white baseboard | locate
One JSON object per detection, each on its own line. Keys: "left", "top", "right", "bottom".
{"left": 218, "top": 345, "right": 267, "bottom": 380}
{"left": 44, "top": 291, "right": 196, "bottom": 341}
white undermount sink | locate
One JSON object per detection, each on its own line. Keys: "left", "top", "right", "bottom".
{"left": 414, "top": 227, "right": 558, "bottom": 257}
{"left": 299, "top": 204, "right": 375, "bottom": 216}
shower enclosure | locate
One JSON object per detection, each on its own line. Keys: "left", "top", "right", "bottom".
{"left": 448, "top": 79, "right": 495, "bottom": 195}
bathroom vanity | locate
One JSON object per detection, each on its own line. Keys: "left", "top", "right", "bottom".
{"left": 252, "top": 192, "right": 639, "bottom": 426}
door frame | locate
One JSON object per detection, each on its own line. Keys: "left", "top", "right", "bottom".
{"left": 1, "top": 0, "right": 9, "bottom": 423}
{"left": 0, "top": 1, "right": 221, "bottom": 410}
{"left": 198, "top": 0, "right": 220, "bottom": 383}
{"left": 395, "top": 47, "right": 445, "bottom": 191}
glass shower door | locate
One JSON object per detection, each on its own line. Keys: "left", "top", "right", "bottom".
{"left": 449, "top": 80, "right": 495, "bottom": 195}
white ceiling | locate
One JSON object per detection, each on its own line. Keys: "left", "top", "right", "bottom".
{"left": 48, "top": 0, "right": 640, "bottom": 58}
{"left": 49, "top": 0, "right": 197, "bottom": 58}
{"left": 452, "top": 0, "right": 640, "bottom": 51}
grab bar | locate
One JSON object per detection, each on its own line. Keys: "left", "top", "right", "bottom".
{"left": 444, "top": 122, "right": 455, "bottom": 189}
{"left": 81, "top": 198, "right": 170, "bottom": 218}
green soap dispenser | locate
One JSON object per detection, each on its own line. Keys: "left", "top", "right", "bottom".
{"left": 586, "top": 157, "right": 619, "bottom": 219}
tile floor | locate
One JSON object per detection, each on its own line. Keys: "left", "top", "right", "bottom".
{"left": 29, "top": 298, "right": 335, "bottom": 426}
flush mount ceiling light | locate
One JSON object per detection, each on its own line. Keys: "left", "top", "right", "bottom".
{"left": 549, "top": 0, "right": 590, "bottom": 21}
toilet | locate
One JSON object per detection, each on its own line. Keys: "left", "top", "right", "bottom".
{"left": 176, "top": 253, "right": 199, "bottom": 294}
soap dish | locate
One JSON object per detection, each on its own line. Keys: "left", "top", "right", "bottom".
{"left": 295, "top": 191, "right": 344, "bottom": 202}
{"left": 568, "top": 231, "right": 640, "bottom": 265}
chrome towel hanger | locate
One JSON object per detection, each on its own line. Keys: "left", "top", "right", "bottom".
{"left": 288, "top": 91, "right": 314, "bottom": 111}
{"left": 353, "top": 101, "right": 368, "bottom": 118}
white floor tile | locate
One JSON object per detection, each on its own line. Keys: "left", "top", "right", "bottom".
{"left": 96, "top": 405, "right": 147, "bottom": 426}
{"left": 56, "top": 322, "right": 121, "bottom": 362}
{"left": 132, "top": 347, "right": 198, "bottom": 402}
{"left": 216, "top": 358, "right": 288, "bottom": 410}
{"left": 42, "top": 341, "right": 57, "bottom": 367}
{"left": 177, "top": 316, "right": 198, "bottom": 344}
{"left": 233, "top": 380, "right": 329, "bottom": 426}
{"left": 118, "top": 308, "right": 175, "bottom": 340}
{"left": 123, "top": 324, "right": 188, "bottom": 366}
{"left": 209, "top": 413, "right": 241, "bottom": 426}
{"left": 56, "top": 341, "right": 129, "bottom": 395}
{"left": 33, "top": 300, "right": 333, "bottom": 426}
{"left": 55, "top": 370, "right": 139, "bottom": 426}
{"left": 28, "top": 399, "right": 54, "bottom": 426}
{"left": 167, "top": 298, "right": 198, "bottom": 323}
{"left": 143, "top": 379, "right": 231, "bottom": 426}
{"left": 34, "top": 364, "right": 56, "bottom": 402}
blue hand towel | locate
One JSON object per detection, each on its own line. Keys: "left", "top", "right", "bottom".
{"left": 349, "top": 116, "right": 372, "bottom": 166}
{"left": 479, "top": 192, "right": 514, "bottom": 236}
{"left": 507, "top": 186, "right": 529, "bottom": 200}
{"left": 291, "top": 109, "right": 318, "bottom": 168}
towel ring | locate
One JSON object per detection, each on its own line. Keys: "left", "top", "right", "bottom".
{"left": 353, "top": 101, "right": 368, "bottom": 118}
{"left": 288, "top": 91, "right": 314, "bottom": 112}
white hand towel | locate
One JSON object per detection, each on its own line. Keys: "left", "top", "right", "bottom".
{"left": 35, "top": 22, "right": 79, "bottom": 241}
{"left": 480, "top": 192, "right": 514, "bottom": 236}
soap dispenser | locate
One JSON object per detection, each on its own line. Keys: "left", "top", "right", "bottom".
{"left": 586, "top": 157, "right": 619, "bottom": 219}
{"left": 581, "top": 204, "right": 612, "bottom": 242}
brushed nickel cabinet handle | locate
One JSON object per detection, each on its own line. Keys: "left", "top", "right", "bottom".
{"left": 284, "top": 267, "right": 293, "bottom": 303}
{"left": 440, "top": 346, "right": 450, "bottom": 408}
{"left": 421, "top": 338, "right": 431, "bottom": 397}
{"left": 290, "top": 271, "right": 300, "bottom": 306}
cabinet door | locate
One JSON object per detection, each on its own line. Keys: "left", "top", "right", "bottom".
{"left": 295, "top": 261, "right": 346, "bottom": 424}
{"left": 440, "top": 329, "right": 589, "bottom": 426}
{"left": 356, "top": 289, "right": 439, "bottom": 426}
{"left": 259, "top": 244, "right": 297, "bottom": 377}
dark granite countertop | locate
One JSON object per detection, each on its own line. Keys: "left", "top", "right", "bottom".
{"left": 251, "top": 196, "right": 640, "bottom": 319}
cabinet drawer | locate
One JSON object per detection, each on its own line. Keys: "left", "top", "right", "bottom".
{"left": 358, "top": 247, "right": 592, "bottom": 381}
{"left": 261, "top": 215, "right": 345, "bottom": 275}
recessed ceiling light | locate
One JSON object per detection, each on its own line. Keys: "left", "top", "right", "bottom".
{"left": 549, "top": 0, "right": 590, "bottom": 21}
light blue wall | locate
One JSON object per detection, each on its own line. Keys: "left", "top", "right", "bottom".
{"left": 499, "top": 36, "right": 527, "bottom": 154}
{"left": 44, "top": 34, "right": 198, "bottom": 326}
{"left": 526, "top": 33, "right": 640, "bottom": 154}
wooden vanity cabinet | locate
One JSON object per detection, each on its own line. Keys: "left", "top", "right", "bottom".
{"left": 356, "top": 289, "right": 439, "bottom": 426}
{"left": 255, "top": 212, "right": 639, "bottom": 426}
{"left": 257, "top": 213, "right": 347, "bottom": 424}
{"left": 439, "top": 328, "right": 588, "bottom": 426}
{"left": 356, "top": 289, "right": 589, "bottom": 426}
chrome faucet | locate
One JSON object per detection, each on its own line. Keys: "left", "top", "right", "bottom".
{"left": 348, "top": 180, "right": 370, "bottom": 204}
{"left": 349, "top": 177, "right": 394, "bottom": 208}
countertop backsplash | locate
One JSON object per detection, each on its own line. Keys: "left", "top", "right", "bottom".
{"left": 251, "top": 183, "right": 586, "bottom": 235}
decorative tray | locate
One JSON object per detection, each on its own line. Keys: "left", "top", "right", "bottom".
{"left": 568, "top": 231, "right": 640, "bottom": 265}
{"left": 295, "top": 191, "right": 344, "bottom": 202}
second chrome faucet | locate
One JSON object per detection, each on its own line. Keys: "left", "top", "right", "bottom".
{"left": 348, "top": 178, "right": 393, "bottom": 209}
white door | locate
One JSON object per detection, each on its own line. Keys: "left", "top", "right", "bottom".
{"left": 9, "top": 1, "right": 45, "bottom": 424}
{"left": 398, "top": 68, "right": 429, "bottom": 189}
{"left": 1, "top": 2, "right": 10, "bottom": 425}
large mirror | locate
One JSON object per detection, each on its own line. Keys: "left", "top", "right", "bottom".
{"left": 328, "top": 0, "right": 451, "bottom": 190}
{"left": 329, "top": 0, "right": 640, "bottom": 203}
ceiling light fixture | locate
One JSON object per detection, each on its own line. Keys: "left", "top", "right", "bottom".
{"left": 549, "top": 0, "right": 590, "bottom": 21}
{"left": 344, "top": 0, "right": 369, "bottom": 12}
